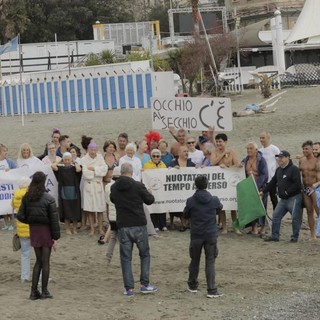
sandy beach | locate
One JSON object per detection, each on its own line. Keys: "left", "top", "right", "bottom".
{"left": 1, "top": 86, "right": 320, "bottom": 320}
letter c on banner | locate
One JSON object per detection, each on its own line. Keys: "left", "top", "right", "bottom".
{"left": 199, "top": 104, "right": 210, "bottom": 129}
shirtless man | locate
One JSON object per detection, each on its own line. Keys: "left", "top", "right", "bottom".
{"left": 313, "top": 142, "right": 320, "bottom": 158}
{"left": 299, "top": 140, "right": 319, "bottom": 239}
{"left": 312, "top": 142, "right": 320, "bottom": 217}
{"left": 210, "top": 133, "right": 242, "bottom": 234}
{"left": 115, "top": 132, "right": 128, "bottom": 158}
{"left": 169, "top": 128, "right": 186, "bottom": 158}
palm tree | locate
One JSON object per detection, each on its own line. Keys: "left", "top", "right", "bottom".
{"left": 0, "top": 0, "right": 29, "bottom": 42}
{"left": 191, "top": 0, "right": 200, "bottom": 36}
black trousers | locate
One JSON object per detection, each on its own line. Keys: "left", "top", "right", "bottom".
{"left": 269, "top": 183, "right": 278, "bottom": 210}
{"left": 150, "top": 213, "right": 166, "bottom": 230}
{"left": 188, "top": 238, "right": 218, "bottom": 294}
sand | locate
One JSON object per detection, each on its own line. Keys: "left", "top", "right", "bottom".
{"left": 1, "top": 86, "right": 320, "bottom": 320}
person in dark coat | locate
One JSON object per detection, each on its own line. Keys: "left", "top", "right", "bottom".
{"left": 17, "top": 171, "right": 60, "bottom": 300}
{"left": 110, "top": 162, "right": 157, "bottom": 296}
{"left": 183, "top": 175, "right": 223, "bottom": 298}
{"left": 262, "top": 151, "right": 303, "bottom": 242}
{"left": 52, "top": 152, "right": 82, "bottom": 235}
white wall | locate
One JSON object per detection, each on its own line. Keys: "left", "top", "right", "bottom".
{"left": 0, "top": 40, "right": 115, "bottom": 74}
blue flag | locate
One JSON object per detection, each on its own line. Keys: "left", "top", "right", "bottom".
{"left": 0, "top": 36, "right": 19, "bottom": 56}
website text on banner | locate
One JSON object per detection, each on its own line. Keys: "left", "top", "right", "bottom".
{"left": 142, "top": 166, "right": 245, "bottom": 213}
{"left": 151, "top": 97, "right": 233, "bottom": 131}
{"left": 0, "top": 165, "right": 58, "bottom": 216}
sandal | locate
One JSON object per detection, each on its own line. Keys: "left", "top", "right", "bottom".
{"left": 97, "top": 236, "right": 106, "bottom": 245}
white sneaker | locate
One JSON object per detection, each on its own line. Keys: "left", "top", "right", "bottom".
{"left": 155, "top": 228, "right": 159, "bottom": 232}
{"left": 207, "top": 292, "right": 223, "bottom": 298}
{"left": 162, "top": 227, "right": 168, "bottom": 231}
{"left": 187, "top": 287, "right": 198, "bottom": 293}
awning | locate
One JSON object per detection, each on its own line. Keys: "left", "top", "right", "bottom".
{"left": 237, "top": 19, "right": 270, "bottom": 47}
{"left": 285, "top": 0, "right": 320, "bottom": 44}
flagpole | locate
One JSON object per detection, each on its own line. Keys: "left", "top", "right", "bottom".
{"left": 55, "top": 33, "right": 58, "bottom": 69}
{"left": 18, "top": 34, "right": 25, "bottom": 126}
{"left": 0, "top": 36, "right": 19, "bottom": 117}
{"left": 9, "top": 52, "right": 12, "bottom": 84}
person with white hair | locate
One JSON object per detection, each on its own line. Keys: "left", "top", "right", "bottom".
{"left": 11, "top": 176, "right": 32, "bottom": 283}
{"left": 52, "top": 152, "right": 82, "bottom": 235}
{"left": 144, "top": 149, "right": 167, "bottom": 232}
{"left": 241, "top": 141, "right": 268, "bottom": 235}
{"left": 118, "top": 143, "right": 142, "bottom": 182}
{"left": 202, "top": 142, "right": 215, "bottom": 167}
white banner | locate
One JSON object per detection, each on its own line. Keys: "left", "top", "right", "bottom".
{"left": 151, "top": 97, "right": 233, "bottom": 131}
{"left": 142, "top": 167, "right": 245, "bottom": 213}
{"left": 0, "top": 165, "right": 58, "bottom": 216}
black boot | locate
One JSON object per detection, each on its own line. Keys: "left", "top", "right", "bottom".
{"left": 41, "top": 289, "right": 53, "bottom": 299}
{"left": 30, "top": 288, "right": 41, "bottom": 300}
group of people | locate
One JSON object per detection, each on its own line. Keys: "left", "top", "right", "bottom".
{"left": 1, "top": 127, "right": 320, "bottom": 299}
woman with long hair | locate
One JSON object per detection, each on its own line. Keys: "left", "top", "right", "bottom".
{"left": 17, "top": 171, "right": 60, "bottom": 300}
{"left": 103, "top": 140, "right": 119, "bottom": 184}
{"left": 80, "top": 135, "right": 93, "bottom": 156}
{"left": 17, "top": 143, "right": 44, "bottom": 168}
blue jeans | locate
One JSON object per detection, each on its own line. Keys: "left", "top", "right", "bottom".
{"left": 20, "top": 237, "right": 31, "bottom": 281}
{"left": 188, "top": 238, "right": 218, "bottom": 295}
{"left": 118, "top": 226, "right": 150, "bottom": 290}
{"left": 105, "top": 230, "right": 118, "bottom": 262}
{"left": 271, "top": 193, "right": 302, "bottom": 240}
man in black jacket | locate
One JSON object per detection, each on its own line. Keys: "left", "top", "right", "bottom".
{"left": 183, "top": 175, "right": 223, "bottom": 298}
{"left": 262, "top": 151, "right": 302, "bottom": 242}
{"left": 110, "top": 162, "right": 157, "bottom": 296}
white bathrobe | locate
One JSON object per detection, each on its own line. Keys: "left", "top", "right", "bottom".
{"left": 81, "top": 153, "right": 108, "bottom": 212}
